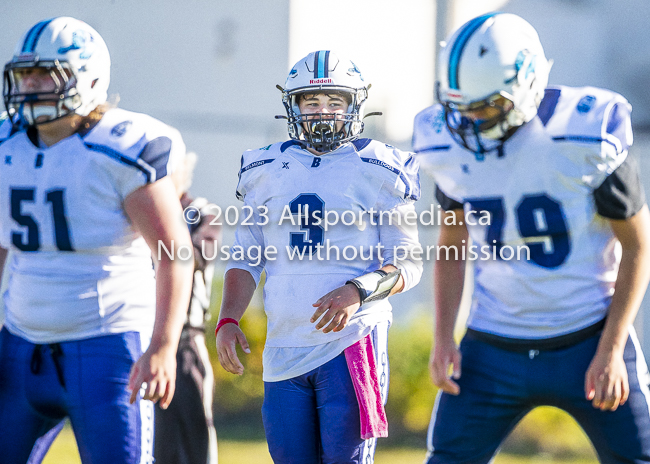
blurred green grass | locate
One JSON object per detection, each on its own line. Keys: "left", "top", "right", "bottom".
{"left": 42, "top": 422, "right": 597, "bottom": 464}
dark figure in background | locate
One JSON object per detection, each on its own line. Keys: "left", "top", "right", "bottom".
{"left": 155, "top": 151, "right": 220, "bottom": 464}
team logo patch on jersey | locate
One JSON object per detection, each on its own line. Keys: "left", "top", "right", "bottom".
{"left": 111, "top": 121, "right": 132, "bottom": 137}
{"left": 577, "top": 95, "right": 596, "bottom": 113}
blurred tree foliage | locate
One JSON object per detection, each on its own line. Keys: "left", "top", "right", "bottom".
{"left": 206, "top": 275, "right": 596, "bottom": 459}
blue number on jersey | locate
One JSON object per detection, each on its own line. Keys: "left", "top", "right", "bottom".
{"left": 516, "top": 194, "right": 570, "bottom": 268}
{"left": 11, "top": 188, "right": 40, "bottom": 251}
{"left": 289, "top": 193, "right": 325, "bottom": 255}
{"left": 467, "top": 193, "right": 570, "bottom": 269}
{"left": 466, "top": 198, "right": 505, "bottom": 256}
{"left": 10, "top": 187, "right": 74, "bottom": 252}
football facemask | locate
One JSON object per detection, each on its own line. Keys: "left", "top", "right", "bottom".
{"left": 4, "top": 61, "right": 81, "bottom": 126}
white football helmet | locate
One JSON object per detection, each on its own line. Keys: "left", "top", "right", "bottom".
{"left": 436, "top": 13, "right": 551, "bottom": 156}
{"left": 3, "top": 17, "right": 111, "bottom": 126}
{"left": 278, "top": 50, "right": 369, "bottom": 152}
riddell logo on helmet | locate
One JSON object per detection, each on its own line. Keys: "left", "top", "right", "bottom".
{"left": 310, "top": 78, "right": 332, "bottom": 84}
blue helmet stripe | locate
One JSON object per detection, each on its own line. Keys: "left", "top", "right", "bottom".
{"left": 313, "top": 52, "right": 319, "bottom": 78}
{"left": 323, "top": 51, "right": 330, "bottom": 78}
{"left": 22, "top": 19, "right": 54, "bottom": 53}
{"left": 317, "top": 51, "right": 327, "bottom": 78}
{"left": 448, "top": 13, "right": 498, "bottom": 90}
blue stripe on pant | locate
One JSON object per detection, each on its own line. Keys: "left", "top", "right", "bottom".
{"left": 262, "top": 321, "right": 390, "bottom": 464}
{"left": 425, "top": 328, "right": 650, "bottom": 464}
{"left": 0, "top": 328, "right": 154, "bottom": 464}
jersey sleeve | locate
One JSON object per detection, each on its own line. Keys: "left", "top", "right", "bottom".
{"left": 227, "top": 146, "right": 278, "bottom": 284}
{"left": 562, "top": 91, "right": 646, "bottom": 219}
{"left": 412, "top": 105, "right": 449, "bottom": 153}
{"left": 235, "top": 146, "right": 278, "bottom": 201}
{"left": 83, "top": 109, "right": 186, "bottom": 200}
{"left": 354, "top": 141, "right": 423, "bottom": 291}
{"left": 590, "top": 98, "right": 645, "bottom": 219}
{"left": 355, "top": 140, "right": 420, "bottom": 211}
{"left": 593, "top": 154, "right": 646, "bottom": 219}
{"left": 549, "top": 88, "right": 633, "bottom": 189}
{"left": 587, "top": 99, "right": 634, "bottom": 188}
{"left": 120, "top": 131, "right": 185, "bottom": 199}
{"left": 224, "top": 201, "right": 267, "bottom": 286}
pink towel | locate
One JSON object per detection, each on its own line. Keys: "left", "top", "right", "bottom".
{"left": 344, "top": 335, "right": 388, "bottom": 439}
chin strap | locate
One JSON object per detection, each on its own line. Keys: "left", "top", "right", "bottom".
{"left": 346, "top": 269, "right": 401, "bottom": 304}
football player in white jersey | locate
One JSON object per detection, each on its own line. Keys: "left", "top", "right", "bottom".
{"left": 216, "top": 51, "right": 423, "bottom": 463}
{"left": 0, "top": 17, "right": 193, "bottom": 464}
{"left": 413, "top": 13, "right": 650, "bottom": 463}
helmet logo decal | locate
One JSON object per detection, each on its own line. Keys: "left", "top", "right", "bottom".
{"left": 289, "top": 68, "right": 298, "bottom": 78}
{"left": 58, "top": 30, "right": 95, "bottom": 59}
{"left": 505, "top": 50, "right": 536, "bottom": 84}
{"left": 309, "top": 78, "right": 332, "bottom": 84}
{"left": 313, "top": 50, "right": 330, "bottom": 79}
{"left": 21, "top": 19, "right": 54, "bottom": 53}
{"left": 448, "top": 12, "right": 497, "bottom": 90}
{"left": 348, "top": 61, "right": 364, "bottom": 81}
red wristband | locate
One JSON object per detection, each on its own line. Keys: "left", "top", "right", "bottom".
{"left": 215, "top": 318, "right": 239, "bottom": 337}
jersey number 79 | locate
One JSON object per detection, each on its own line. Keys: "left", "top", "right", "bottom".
{"left": 466, "top": 193, "right": 570, "bottom": 268}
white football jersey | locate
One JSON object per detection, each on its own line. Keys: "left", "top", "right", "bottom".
{"left": 0, "top": 108, "right": 185, "bottom": 343}
{"left": 227, "top": 139, "right": 421, "bottom": 350}
{"left": 413, "top": 85, "right": 634, "bottom": 339}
